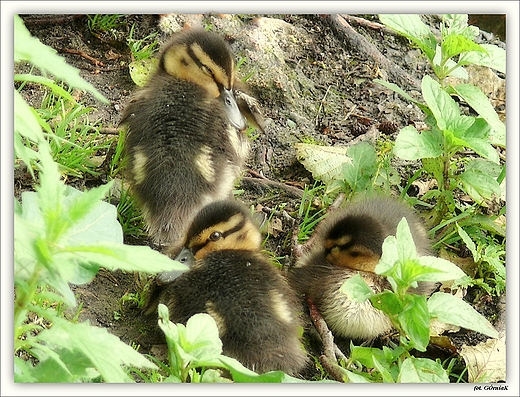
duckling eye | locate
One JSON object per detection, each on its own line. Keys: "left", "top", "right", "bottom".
{"left": 201, "top": 65, "right": 213, "bottom": 76}
{"left": 208, "top": 231, "right": 222, "bottom": 241}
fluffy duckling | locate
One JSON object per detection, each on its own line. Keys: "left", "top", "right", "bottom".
{"left": 289, "top": 196, "right": 435, "bottom": 342}
{"left": 120, "top": 28, "right": 258, "bottom": 256}
{"left": 157, "top": 200, "right": 308, "bottom": 375}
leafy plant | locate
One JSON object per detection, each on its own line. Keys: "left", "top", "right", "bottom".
{"left": 295, "top": 140, "right": 395, "bottom": 201}
{"left": 127, "top": 24, "right": 159, "bottom": 61}
{"left": 340, "top": 218, "right": 499, "bottom": 382}
{"left": 156, "top": 306, "right": 307, "bottom": 383}
{"left": 14, "top": 14, "right": 189, "bottom": 382}
{"left": 375, "top": 14, "right": 505, "bottom": 224}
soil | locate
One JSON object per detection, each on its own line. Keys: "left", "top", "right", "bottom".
{"left": 16, "top": 13, "right": 506, "bottom": 381}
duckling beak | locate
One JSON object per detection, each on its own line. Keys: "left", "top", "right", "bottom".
{"left": 220, "top": 88, "right": 247, "bottom": 130}
{"left": 156, "top": 248, "right": 195, "bottom": 285}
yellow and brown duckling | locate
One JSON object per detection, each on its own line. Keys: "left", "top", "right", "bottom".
{"left": 289, "top": 196, "right": 436, "bottom": 342}
{"left": 157, "top": 199, "right": 308, "bottom": 375}
{"left": 120, "top": 28, "right": 261, "bottom": 256}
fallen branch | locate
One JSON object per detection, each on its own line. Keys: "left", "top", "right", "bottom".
{"left": 243, "top": 169, "right": 305, "bottom": 198}
{"left": 308, "top": 298, "right": 348, "bottom": 382}
{"left": 324, "top": 14, "right": 420, "bottom": 90}
{"left": 60, "top": 48, "right": 105, "bottom": 67}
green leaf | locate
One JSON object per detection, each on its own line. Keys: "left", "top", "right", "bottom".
{"left": 340, "top": 273, "right": 374, "bottom": 302}
{"left": 428, "top": 292, "right": 499, "bottom": 338}
{"left": 33, "top": 318, "right": 157, "bottom": 382}
{"left": 393, "top": 126, "right": 443, "bottom": 160}
{"left": 422, "top": 75, "right": 459, "bottom": 130}
{"left": 342, "top": 142, "right": 378, "bottom": 193}
{"left": 414, "top": 256, "right": 467, "bottom": 282}
{"left": 59, "top": 243, "right": 189, "bottom": 275}
{"left": 441, "top": 34, "right": 486, "bottom": 61}
{"left": 451, "top": 84, "right": 505, "bottom": 147}
{"left": 456, "top": 223, "right": 478, "bottom": 261}
{"left": 460, "top": 44, "right": 506, "bottom": 73}
{"left": 370, "top": 291, "right": 403, "bottom": 316}
{"left": 395, "top": 218, "right": 417, "bottom": 262}
{"left": 15, "top": 74, "right": 75, "bottom": 102}
{"left": 14, "top": 15, "right": 107, "bottom": 104}
{"left": 457, "top": 167, "right": 501, "bottom": 204}
{"left": 372, "top": 355, "right": 395, "bottom": 383}
{"left": 397, "top": 357, "right": 449, "bottom": 382}
{"left": 378, "top": 15, "right": 437, "bottom": 61}
{"left": 129, "top": 58, "right": 159, "bottom": 86}
{"left": 398, "top": 294, "right": 430, "bottom": 351}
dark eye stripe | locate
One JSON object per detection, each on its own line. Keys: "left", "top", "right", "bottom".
{"left": 190, "top": 217, "right": 246, "bottom": 256}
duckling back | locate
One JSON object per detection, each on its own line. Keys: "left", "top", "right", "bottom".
{"left": 120, "top": 29, "right": 252, "bottom": 255}
{"left": 289, "top": 196, "right": 435, "bottom": 342}
{"left": 158, "top": 200, "right": 308, "bottom": 375}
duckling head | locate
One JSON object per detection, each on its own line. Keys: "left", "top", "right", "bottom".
{"left": 322, "top": 214, "right": 385, "bottom": 273}
{"left": 157, "top": 200, "right": 263, "bottom": 285}
{"left": 184, "top": 200, "right": 263, "bottom": 260}
{"left": 160, "top": 29, "right": 246, "bottom": 130}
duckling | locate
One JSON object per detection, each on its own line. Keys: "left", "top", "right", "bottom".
{"left": 289, "top": 196, "right": 436, "bottom": 342}
{"left": 157, "top": 200, "right": 308, "bottom": 375}
{"left": 120, "top": 28, "right": 260, "bottom": 256}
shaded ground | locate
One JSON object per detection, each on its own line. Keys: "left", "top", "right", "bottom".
{"left": 16, "top": 13, "right": 506, "bottom": 380}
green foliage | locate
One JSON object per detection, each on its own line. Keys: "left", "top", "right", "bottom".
{"left": 126, "top": 24, "right": 160, "bottom": 86}
{"left": 375, "top": 14, "right": 505, "bottom": 224}
{"left": 156, "top": 306, "right": 307, "bottom": 383}
{"left": 340, "top": 218, "right": 499, "bottom": 382}
{"left": 373, "top": 14, "right": 506, "bottom": 300}
{"left": 87, "top": 14, "right": 125, "bottom": 33}
{"left": 296, "top": 183, "right": 327, "bottom": 243}
{"left": 295, "top": 141, "right": 398, "bottom": 201}
{"left": 14, "top": 14, "right": 189, "bottom": 383}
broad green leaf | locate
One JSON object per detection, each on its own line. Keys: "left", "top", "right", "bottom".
{"left": 460, "top": 44, "right": 506, "bottom": 73}
{"left": 397, "top": 357, "right": 449, "bottom": 382}
{"left": 451, "top": 84, "right": 505, "bottom": 147}
{"left": 370, "top": 290, "right": 402, "bottom": 316}
{"left": 59, "top": 243, "right": 189, "bottom": 275}
{"left": 295, "top": 143, "right": 349, "bottom": 186}
{"left": 458, "top": 167, "right": 502, "bottom": 203}
{"left": 428, "top": 292, "right": 499, "bottom": 338}
{"left": 129, "top": 58, "right": 159, "bottom": 86}
{"left": 456, "top": 223, "right": 478, "bottom": 261}
{"left": 343, "top": 370, "right": 371, "bottom": 383}
{"left": 398, "top": 294, "right": 430, "bottom": 351}
{"left": 393, "top": 126, "right": 443, "bottom": 160}
{"left": 15, "top": 74, "right": 75, "bottom": 102}
{"left": 15, "top": 15, "right": 107, "bottom": 104}
{"left": 414, "top": 256, "right": 467, "bottom": 282}
{"left": 342, "top": 142, "right": 378, "bottom": 193}
{"left": 184, "top": 313, "right": 223, "bottom": 364}
{"left": 14, "top": 357, "right": 38, "bottom": 383}
{"left": 422, "top": 75, "right": 460, "bottom": 129}
{"left": 340, "top": 273, "right": 374, "bottom": 303}
{"left": 31, "top": 348, "right": 100, "bottom": 382}
{"left": 378, "top": 14, "right": 437, "bottom": 61}
{"left": 219, "top": 355, "right": 309, "bottom": 383}
{"left": 441, "top": 34, "right": 486, "bottom": 61}
{"left": 395, "top": 218, "right": 417, "bottom": 262}
{"left": 33, "top": 318, "right": 157, "bottom": 382}
{"left": 14, "top": 90, "right": 47, "bottom": 176}
{"left": 421, "top": 157, "right": 444, "bottom": 188}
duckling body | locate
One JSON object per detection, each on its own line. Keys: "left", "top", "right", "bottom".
{"left": 289, "top": 196, "right": 435, "bottom": 342}
{"left": 120, "top": 29, "right": 253, "bottom": 255}
{"left": 158, "top": 200, "right": 308, "bottom": 375}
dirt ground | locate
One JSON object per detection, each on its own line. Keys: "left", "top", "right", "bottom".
{"left": 16, "top": 13, "right": 506, "bottom": 380}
